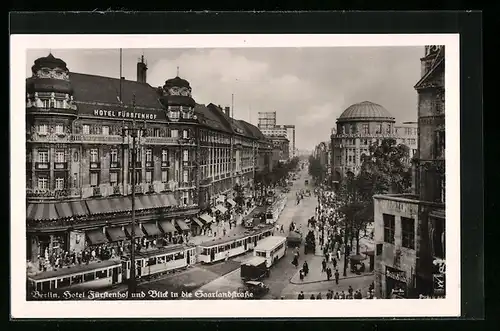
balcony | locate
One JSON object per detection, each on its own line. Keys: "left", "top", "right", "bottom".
{"left": 112, "top": 185, "right": 122, "bottom": 195}
{"left": 145, "top": 161, "right": 154, "bottom": 168}
{"left": 144, "top": 137, "right": 179, "bottom": 145}
{"left": 35, "top": 162, "right": 50, "bottom": 170}
{"left": 28, "top": 133, "right": 71, "bottom": 143}
{"left": 161, "top": 161, "right": 170, "bottom": 168}
{"left": 53, "top": 162, "right": 68, "bottom": 170}
{"left": 178, "top": 137, "right": 196, "bottom": 145}
{"left": 110, "top": 161, "right": 121, "bottom": 169}
{"left": 134, "top": 185, "right": 143, "bottom": 194}
{"left": 92, "top": 186, "right": 102, "bottom": 197}
{"left": 90, "top": 162, "right": 101, "bottom": 169}
{"left": 179, "top": 182, "right": 195, "bottom": 189}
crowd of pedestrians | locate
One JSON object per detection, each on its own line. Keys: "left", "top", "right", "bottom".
{"left": 297, "top": 283, "right": 376, "bottom": 299}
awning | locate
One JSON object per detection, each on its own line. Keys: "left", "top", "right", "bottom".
{"left": 142, "top": 222, "right": 162, "bottom": 236}
{"left": 70, "top": 201, "right": 88, "bottom": 216}
{"left": 138, "top": 195, "right": 155, "bottom": 210}
{"left": 86, "top": 198, "right": 112, "bottom": 215}
{"left": 106, "top": 227, "right": 127, "bottom": 242}
{"left": 107, "top": 197, "right": 129, "bottom": 213}
{"left": 200, "top": 213, "right": 213, "bottom": 223}
{"left": 55, "top": 202, "right": 73, "bottom": 219}
{"left": 176, "top": 219, "right": 190, "bottom": 231}
{"left": 159, "top": 220, "right": 176, "bottom": 233}
{"left": 227, "top": 199, "right": 237, "bottom": 206}
{"left": 216, "top": 205, "right": 228, "bottom": 214}
{"left": 192, "top": 217, "right": 204, "bottom": 227}
{"left": 86, "top": 229, "right": 108, "bottom": 245}
{"left": 27, "top": 203, "right": 59, "bottom": 221}
{"left": 148, "top": 194, "right": 163, "bottom": 209}
{"left": 125, "top": 225, "right": 145, "bottom": 238}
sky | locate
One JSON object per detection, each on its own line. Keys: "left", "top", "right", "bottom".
{"left": 26, "top": 47, "right": 423, "bottom": 151}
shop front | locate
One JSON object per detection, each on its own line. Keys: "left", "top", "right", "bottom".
{"left": 385, "top": 266, "right": 408, "bottom": 299}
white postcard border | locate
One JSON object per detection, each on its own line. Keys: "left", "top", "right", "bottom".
{"left": 10, "top": 34, "right": 460, "bottom": 318}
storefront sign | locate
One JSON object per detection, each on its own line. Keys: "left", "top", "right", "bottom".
{"left": 93, "top": 109, "right": 157, "bottom": 120}
{"left": 386, "top": 267, "right": 407, "bottom": 283}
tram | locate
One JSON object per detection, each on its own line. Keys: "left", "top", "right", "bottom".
{"left": 27, "top": 259, "right": 122, "bottom": 296}
{"left": 121, "top": 244, "right": 197, "bottom": 281}
{"left": 197, "top": 224, "right": 274, "bottom": 264}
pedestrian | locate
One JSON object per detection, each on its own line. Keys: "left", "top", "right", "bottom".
{"left": 337, "top": 249, "right": 341, "bottom": 260}
{"left": 333, "top": 292, "right": 339, "bottom": 299}
{"left": 310, "top": 294, "right": 315, "bottom": 300}
{"left": 299, "top": 269, "right": 304, "bottom": 281}
{"left": 298, "top": 291, "right": 305, "bottom": 300}
{"left": 339, "top": 291, "right": 345, "bottom": 299}
{"left": 322, "top": 259, "right": 327, "bottom": 273}
{"left": 292, "top": 256, "right": 298, "bottom": 268}
{"left": 303, "top": 261, "right": 309, "bottom": 276}
{"left": 316, "top": 292, "right": 322, "bottom": 300}
{"left": 348, "top": 285, "right": 354, "bottom": 297}
{"left": 334, "top": 269, "right": 340, "bottom": 285}
{"left": 332, "top": 257, "right": 337, "bottom": 269}
{"left": 326, "top": 267, "right": 332, "bottom": 281}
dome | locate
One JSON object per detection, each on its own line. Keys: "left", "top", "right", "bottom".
{"left": 338, "top": 101, "right": 394, "bottom": 122}
{"left": 31, "top": 53, "right": 68, "bottom": 74}
{"left": 163, "top": 76, "right": 191, "bottom": 89}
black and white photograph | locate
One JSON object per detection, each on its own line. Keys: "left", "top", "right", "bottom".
{"left": 11, "top": 34, "right": 460, "bottom": 318}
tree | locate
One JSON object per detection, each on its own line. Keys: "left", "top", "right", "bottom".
{"left": 308, "top": 155, "right": 326, "bottom": 183}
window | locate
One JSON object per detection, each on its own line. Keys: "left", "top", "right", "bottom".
{"left": 110, "top": 149, "right": 118, "bottom": 162}
{"left": 135, "top": 148, "right": 142, "bottom": 162}
{"left": 183, "top": 130, "right": 188, "bottom": 139}
{"left": 376, "top": 243, "right": 383, "bottom": 256}
{"left": 348, "top": 155, "right": 353, "bottom": 163}
{"left": 376, "top": 124, "right": 382, "bottom": 134}
{"left": 95, "top": 270, "right": 107, "bottom": 279}
{"left": 183, "top": 150, "right": 189, "bottom": 162}
{"left": 171, "top": 129, "right": 178, "bottom": 138}
{"left": 90, "top": 172, "right": 99, "bottom": 187}
{"left": 386, "top": 125, "right": 391, "bottom": 134}
{"left": 37, "top": 176, "right": 48, "bottom": 190}
{"left": 42, "top": 100, "right": 49, "bottom": 108}
{"left": 183, "top": 170, "right": 188, "bottom": 183}
{"left": 362, "top": 124, "right": 369, "bottom": 134}
{"left": 38, "top": 150, "right": 49, "bottom": 163}
{"left": 37, "top": 124, "right": 48, "bottom": 135}
{"left": 55, "top": 124, "right": 64, "bottom": 135}
{"left": 90, "top": 149, "right": 99, "bottom": 162}
{"left": 110, "top": 172, "right": 118, "bottom": 186}
{"left": 182, "top": 192, "right": 188, "bottom": 205}
{"left": 55, "top": 177, "right": 64, "bottom": 190}
{"left": 146, "top": 171, "right": 152, "bottom": 183}
{"left": 102, "top": 126, "right": 109, "bottom": 135}
{"left": 434, "top": 130, "right": 445, "bottom": 158}
{"left": 83, "top": 272, "right": 95, "bottom": 282}
{"left": 432, "top": 218, "right": 445, "bottom": 259}
{"left": 146, "top": 149, "right": 152, "bottom": 162}
{"left": 383, "top": 214, "right": 395, "bottom": 244}
{"left": 401, "top": 217, "right": 415, "bottom": 249}
{"left": 55, "top": 151, "right": 65, "bottom": 163}
{"left": 82, "top": 125, "right": 90, "bottom": 135}
{"left": 161, "top": 170, "right": 168, "bottom": 183}
{"left": 162, "top": 150, "right": 168, "bottom": 162}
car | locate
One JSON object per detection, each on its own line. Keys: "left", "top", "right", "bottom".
{"left": 238, "top": 281, "right": 270, "bottom": 299}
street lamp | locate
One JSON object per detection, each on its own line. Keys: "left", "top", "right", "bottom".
{"left": 121, "top": 94, "right": 146, "bottom": 299}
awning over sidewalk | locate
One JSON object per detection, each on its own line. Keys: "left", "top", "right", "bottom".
{"left": 86, "top": 198, "right": 112, "bottom": 215}
{"left": 227, "top": 199, "right": 237, "bottom": 207}
{"left": 159, "top": 220, "right": 176, "bottom": 233}
{"left": 216, "top": 205, "right": 228, "bottom": 214}
{"left": 106, "top": 197, "right": 130, "bottom": 213}
{"left": 55, "top": 202, "right": 73, "bottom": 219}
{"left": 125, "top": 225, "right": 145, "bottom": 238}
{"left": 27, "top": 203, "right": 59, "bottom": 221}
{"left": 142, "top": 222, "right": 162, "bottom": 236}
{"left": 70, "top": 201, "right": 89, "bottom": 216}
{"left": 191, "top": 217, "right": 204, "bottom": 227}
{"left": 86, "top": 228, "right": 108, "bottom": 245}
{"left": 200, "top": 213, "right": 213, "bottom": 223}
{"left": 106, "top": 227, "right": 127, "bottom": 242}
{"left": 176, "top": 219, "right": 190, "bottom": 231}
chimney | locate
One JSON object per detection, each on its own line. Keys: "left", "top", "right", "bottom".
{"left": 224, "top": 106, "right": 231, "bottom": 117}
{"left": 137, "top": 55, "right": 148, "bottom": 83}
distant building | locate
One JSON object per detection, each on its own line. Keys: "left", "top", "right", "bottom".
{"left": 269, "top": 135, "right": 290, "bottom": 164}
{"left": 330, "top": 101, "right": 418, "bottom": 182}
{"left": 373, "top": 45, "right": 445, "bottom": 299}
{"left": 258, "top": 112, "right": 296, "bottom": 159}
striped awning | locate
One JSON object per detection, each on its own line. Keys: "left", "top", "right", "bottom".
{"left": 70, "top": 201, "right": 88, "bottom": 216}
{"left": 133, "top": 195, "right": 147, "bottom": 210}
{"left": 86, "top": 198, "right": 112, "bottom": 215}
{"left": 107, "top": 197, "right": 129, "bottom": 213}
{"left": 200, "top": 213, "right": 213, "bottom": 223}
{"left": 159, "top": 220, "right": 176, "bottom": 233}
{"left": 192, "top": 217, "right": 204, "bottom": 227}
{"left": 125, "top": 225, "right": 145, "bottom": 238}
{"left": 148, "top": 194, "right": 163, "bottom": 208}
{"left": 86, "top": 229, "right": 108, "bottom": 245}
{"left": 142, "top": 222, "right": 162, "bottom": 236}
{"left": 137, "top": 195, "right": 154, "bottom": 210}
{"left": 55, "top": 202, "right": 73, "bottom": 219}
{"left": 26, "top": 203, "right": 59, "bottom": 221}
{"left": 106, "top": 227, "right": 127, "bottom": 242}
{"left": 176, "top": 219, "right": 190, "bottom": 231}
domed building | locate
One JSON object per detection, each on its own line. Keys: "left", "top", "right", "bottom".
{"left": 330, "top": 101, "right": 397, "bottom": 181}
